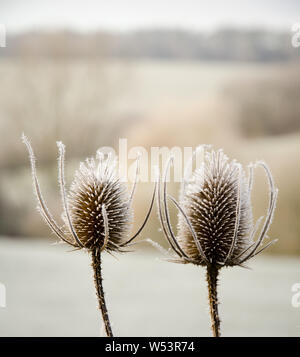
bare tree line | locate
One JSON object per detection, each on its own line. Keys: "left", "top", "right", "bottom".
{"left": 1, "top": 28, "right": 299, "bottom": 62}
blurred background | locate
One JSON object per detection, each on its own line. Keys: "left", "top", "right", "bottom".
{"left": 0, "top": 0, "right": 300, "bottom": 337}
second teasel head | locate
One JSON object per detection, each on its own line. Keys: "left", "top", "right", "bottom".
{"left": 158, "top": 146, "right": 278, "bottom": 268}
{"left": 157, "top": 145, "right": 278, "bottom": 337}
{"left": 177, "top": 149, "right": 254, "bottom": 267}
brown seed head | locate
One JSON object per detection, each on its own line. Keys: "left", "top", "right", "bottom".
{"left": 23, "top": 135, "right": 156, "bottom": 254}
{"left": 65, "top": 154, "right": 133, "bottom": 251}
{"left": 177, "top": 149, "right": 253, "bottom": 266}
{"left": 158, "top": 146, "right": 278, "bottom": 268}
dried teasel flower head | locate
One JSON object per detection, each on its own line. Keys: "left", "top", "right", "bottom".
{"left": 22, "top": 135, "right": 156, "bottom": 337}
{"left": 64, "top": 151, "right": 133, "bottom": 251}
{"left": 158, "top": 146, "right": 278, "bottom": 268}
{"left": 157, "top": 146, "right": 278, "bottom": 337}
{"left": 22, "top": 135, "right": 155, "bottom": 253}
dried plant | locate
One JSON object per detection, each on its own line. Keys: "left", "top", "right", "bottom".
{"left": 158, "top": 146, "right": 278, "bottom": 337}
{"left": 22, "top": 134, "right": 155, "bottom": 337}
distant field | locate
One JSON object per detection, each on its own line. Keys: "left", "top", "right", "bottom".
{"left": 0, "top": 59, "right": 289, "bottom": 124}
{"left": 116, "top": 60, "right": 289, "bottom": 113}
{"left": 0, "top": 238, "right": 299, "bottom": 337}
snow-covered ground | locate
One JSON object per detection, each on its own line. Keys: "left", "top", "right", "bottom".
{"left": 0, "top": 237, "right": 299, "bottom": 337}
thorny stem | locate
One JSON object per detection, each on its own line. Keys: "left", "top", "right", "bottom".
{"left": 206, "top": 265, "right": 221, "bottom": 337}
{"left": 91, "top": 249, "right": 113, "bottom": 337}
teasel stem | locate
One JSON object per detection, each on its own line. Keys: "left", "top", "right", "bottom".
{"left": 91, "top": 249, "right": 113, "bottom": 337}
{"left": 206, "top": 265, "right": 221, "bottom": 337}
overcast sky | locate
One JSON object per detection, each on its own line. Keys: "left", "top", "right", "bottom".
{"left": 1, "top": 0, "right": 299, "bottom": 33}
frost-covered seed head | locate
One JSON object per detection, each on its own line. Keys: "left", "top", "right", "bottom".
{"left": 158, "top": 146, "right": 278, "bottom": 268}
{"left": 22, "top": 135, "right": 156, "bottom": 254}
{"left": 65, "top": 154, "right": 132, "bottom": 251}
{"left": 177, "top": 149, "right": 252, "bottom": 266}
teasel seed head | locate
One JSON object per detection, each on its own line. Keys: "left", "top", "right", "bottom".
{"left": 23, "top": 135, "right": 156, "bottom": 337}
{"left": 158, "top": 146, "right": 278, "bottom": 337}
{"left": 158, "top": 146, "right": 278, "bottom": 268}
{"left": 63, "top": 153, "right": 133, "bottom": 251}
{"left": 22, "top": 134, "right": 156, "bottom": 253}
{"left": 177, "top": 149, "right": 253, "bottom": 266}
